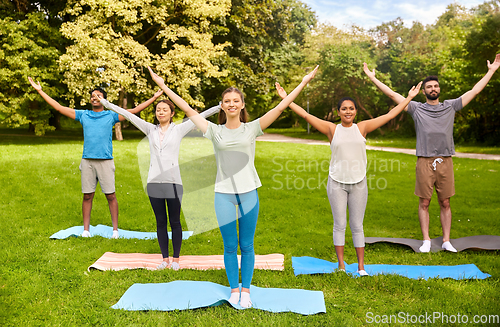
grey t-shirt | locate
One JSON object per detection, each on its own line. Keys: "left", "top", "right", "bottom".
{"left": 407, "top": 98, "right": 463, "bottom": 157}
{"left": 204, "top": 120, "right": 264, "bottom": 194}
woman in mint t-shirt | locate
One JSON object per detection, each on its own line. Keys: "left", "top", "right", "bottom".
{"left": 148, "top": 66, "right": 318, "bottom": 308}
{"left": 275, "top": 81, "right": 421, "bottom": 276}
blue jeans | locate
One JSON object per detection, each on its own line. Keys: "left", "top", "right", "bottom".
{"left": 214, "top": 190, "right": 259, "bottom": 289}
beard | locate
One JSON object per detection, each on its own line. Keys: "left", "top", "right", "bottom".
{"left": 425, "top": 91, "right": 440, "bottom": 100}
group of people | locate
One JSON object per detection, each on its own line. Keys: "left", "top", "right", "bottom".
{"left": 29, "top": 53, "right": 500, "bottom": 308}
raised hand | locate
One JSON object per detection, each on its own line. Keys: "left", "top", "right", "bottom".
{"left": 153, "top": 89, "right": 163, "bottom": 98}
{"left": 302, "top": 65, "right": 319, "bottom": 84}
{"left": 28, "top": 77, "right": 42, "bottom": 91}
{"left": 148, "top": 67, "right": 165, "bottom": 87}
{"left": 487, "top": 53, "right": 500, "bottom": 71}
{"left": 275, "top": 82, "right": 287, "bottom": 100}
{"left": 408, "top": 81, "right": 423, "bottom": 98}
{"left": 363, "top": 62, "right": 375, "bottom": 79}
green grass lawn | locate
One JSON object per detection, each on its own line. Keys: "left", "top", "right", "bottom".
{"left": 266, "top": 127, "right": 500, "bottom": 155}
{"left": 1, "top": 129, "right": 499, "bottom": 326}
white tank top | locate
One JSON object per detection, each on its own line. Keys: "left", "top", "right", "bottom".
{"left": 329, "top": 123, "right": 367, "bottom": 184}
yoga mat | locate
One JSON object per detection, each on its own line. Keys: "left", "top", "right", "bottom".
{"left": 89, "top": 252, "right": 284, "bottom": 271}
{"left": 292, "top": 256, "right": 490, "bottom": 280}
{"left": 365, "top": 235, "right": 500, "bottom": 253}
{"left": 112, "top": 280, "right": 326, "bottom": 315}
{"left": 49, "top": 224, "right": 193, "bottom": 240}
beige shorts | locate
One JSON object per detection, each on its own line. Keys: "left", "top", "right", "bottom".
{"left": 415, "top": 156, "right": 455, "bottom": 200}
{"left": 79, "top": 158, "right": 116, "bottom": 194}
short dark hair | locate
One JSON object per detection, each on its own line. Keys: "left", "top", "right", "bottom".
{"left": 337, "top": 97, "right": 357, "bottom": 111}
{"left": 89, "top": 87, "right": 107, "bottom": 99}
{"left": 422, "top": 76, "right": 439, "bottom": 87}
{"left": 218, "top": 87, "right": 249, "bottom": 124}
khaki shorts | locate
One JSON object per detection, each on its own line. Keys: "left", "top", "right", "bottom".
{"left": 415, "top": 156, "right": 454, "bottom": 200}
{"left": 79, "top": 158, "right": 116, "bottom": 194}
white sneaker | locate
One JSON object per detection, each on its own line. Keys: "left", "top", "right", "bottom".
{"left": 156, "top": 261, "right": 170, "bottom": 270}
{"left": 419, "top": 240, "right": 431, "bottom": 253}
{"left": 171, "top": 262, "right": 180, "bottom": 271}
{"left": 357, "top": 270, "right": 369, "bottom": 276}
{"left": 240, "top": 292, "right": 252, "bottom": 308}
{"left": 442, "top": 241, "right": 457, "bottom": 253}
{"left": 112, "top": 230, "right": 119, "bottom": 239}
{"left": 81, "top": 230, "right": 91, "bottom": 238}
{"left": 228, "top": 291, "right": 240, "bottom": 305}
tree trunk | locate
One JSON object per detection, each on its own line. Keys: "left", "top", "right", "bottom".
{"left": 49, "top": 110, "right": 62, "bottom": 130}
{"left": 354, "top": 95, "right": 385, "bottom": 135}
{"left": 28, "top": 100, "right": 38, "bottom": 133}
{"left": 114, "top": 122, "right": 123, "bottom": 141}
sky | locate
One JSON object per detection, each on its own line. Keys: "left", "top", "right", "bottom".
{"left": 300, "top": 0, "right": 487, "bottom": 30}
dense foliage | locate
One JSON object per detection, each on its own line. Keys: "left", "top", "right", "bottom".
{"left": 1, "top": 0, "right": 499, "bottom": 142}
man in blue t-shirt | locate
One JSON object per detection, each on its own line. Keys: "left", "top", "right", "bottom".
{"left": 29, "top": 77, "right": 162, "bottom": 238}
{"left": 364, "top": 54, "right": 500, "bottom": 253}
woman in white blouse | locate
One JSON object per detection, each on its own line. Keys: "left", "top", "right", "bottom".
{"left": 99, "top": 94, "right": 219, "bottom": 271}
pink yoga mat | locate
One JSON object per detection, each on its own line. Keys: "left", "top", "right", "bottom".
{"left": 89, "top": 252, "right": 284, "bottom": 271}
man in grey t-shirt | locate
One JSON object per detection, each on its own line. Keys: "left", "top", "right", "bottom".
{"left": 363, "top": 54, "right": 500, "bottom": 253}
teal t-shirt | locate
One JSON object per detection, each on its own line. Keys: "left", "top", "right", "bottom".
{"left": 75, "top": 110, "right": 120, "bottom": 159}
{"left": 204, "top": 119, "right": 264, "bottom": 194}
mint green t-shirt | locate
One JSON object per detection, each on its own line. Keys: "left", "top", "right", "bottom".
{"left": 204, "top": 120, "right": 264, "bottom": 194}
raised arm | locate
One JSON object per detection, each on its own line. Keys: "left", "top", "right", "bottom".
{"left": 99, "top": 97, "right": 153, "bottom": 135}
{"left": 148, "top": 67, "right": 208, "bottom": 133}
{"left": 275, "top": 82, "right": 335, "bottom": 141}
{"left": 118, "top": 89, "right": 163, "bottom": 122}
{"left": 259, "top": 65, "right": 319, "bottom": 130}
{"left": 178, "top": 104, "right": 221, "bottom": 135}
{"left": 358, "top": 81, "right": 422, "bottom": 137}
{"left": 28, "top": 77, "right": 76, "bottom": 119}
{"left": 363, "top": 63, "right": 406, "bottom": 107}
{"left": 461, "top": 53, "right": 500, "bottom": 107}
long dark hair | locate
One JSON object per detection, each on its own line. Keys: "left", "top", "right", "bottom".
{"left": 218, "top": 87, "right": 249, "bottom": 124}
{"left": 153, "top": 99, "right": 175, "bottom": 124}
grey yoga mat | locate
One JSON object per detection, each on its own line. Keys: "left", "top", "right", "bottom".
{"left": 365, "top": 235, "right": 500, "bottom": 253}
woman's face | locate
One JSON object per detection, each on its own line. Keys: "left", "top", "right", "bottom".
{"left": 338, "top": 100, "right": 357, "bottom": 126}
{"left": 156, "top": 102, "right": 174, "bottom": 124}
{"left": 221, "top": 91, "right": 244, "bottom": 119}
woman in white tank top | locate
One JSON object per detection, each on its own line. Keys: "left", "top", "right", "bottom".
{"left": 276, "top": 81, "right": 421, "bottom": 276}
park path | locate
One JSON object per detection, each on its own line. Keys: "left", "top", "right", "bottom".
{"left": 256, "top": 133, "right": 500, "bottom": 161}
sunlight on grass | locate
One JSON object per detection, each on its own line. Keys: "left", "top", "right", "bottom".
{"left": 1, "top": 130, "right": 499, "bottom": 326}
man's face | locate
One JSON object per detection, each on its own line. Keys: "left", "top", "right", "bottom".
{"left": 423, "top": 80, "right": 440, "bottom": 101}
{"left": 90, "top": 90, "right": 104, "bottom": 107}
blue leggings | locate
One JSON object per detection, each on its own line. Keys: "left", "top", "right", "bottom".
{"left": 214, "top": 190, "right": 259, "bottom": 289}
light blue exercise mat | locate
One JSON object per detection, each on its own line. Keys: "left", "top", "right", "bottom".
{"left": 49, "top": 224, "right": 193, "bottom": 240}
{"left": 292, "top": 256, "right": 491, "bottom": 280}
{"left": 112, "top": 280, "right": 326, "bottom": 315}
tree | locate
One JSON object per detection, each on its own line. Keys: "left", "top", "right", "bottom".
{"left": 458, "top": 8, "right": 500, "bottom": 143}
{"left": 58, "top": 0, "right": 231, "bottom": 126}
{"left": 199, "top": 0, "right": 316, "bottom": 121}
{"left": 0, "top": 12, "right": 65, "bottom": 135}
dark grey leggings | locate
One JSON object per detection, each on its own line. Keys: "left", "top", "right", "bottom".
{"left": 147, "top": 183, "right": 183, "bottom": 258}
{"left": 327, "top": 176, "right": 368, "bottom": 248}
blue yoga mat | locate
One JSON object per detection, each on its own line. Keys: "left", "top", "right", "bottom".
{"left": 112, "top": 280, "right": 326, "bottom": 315}
{"left": 292, "top": 256, "right": 490, "bottom": 280}
{"left": 49, "top": 224, "right": 193, "bottom": 240}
